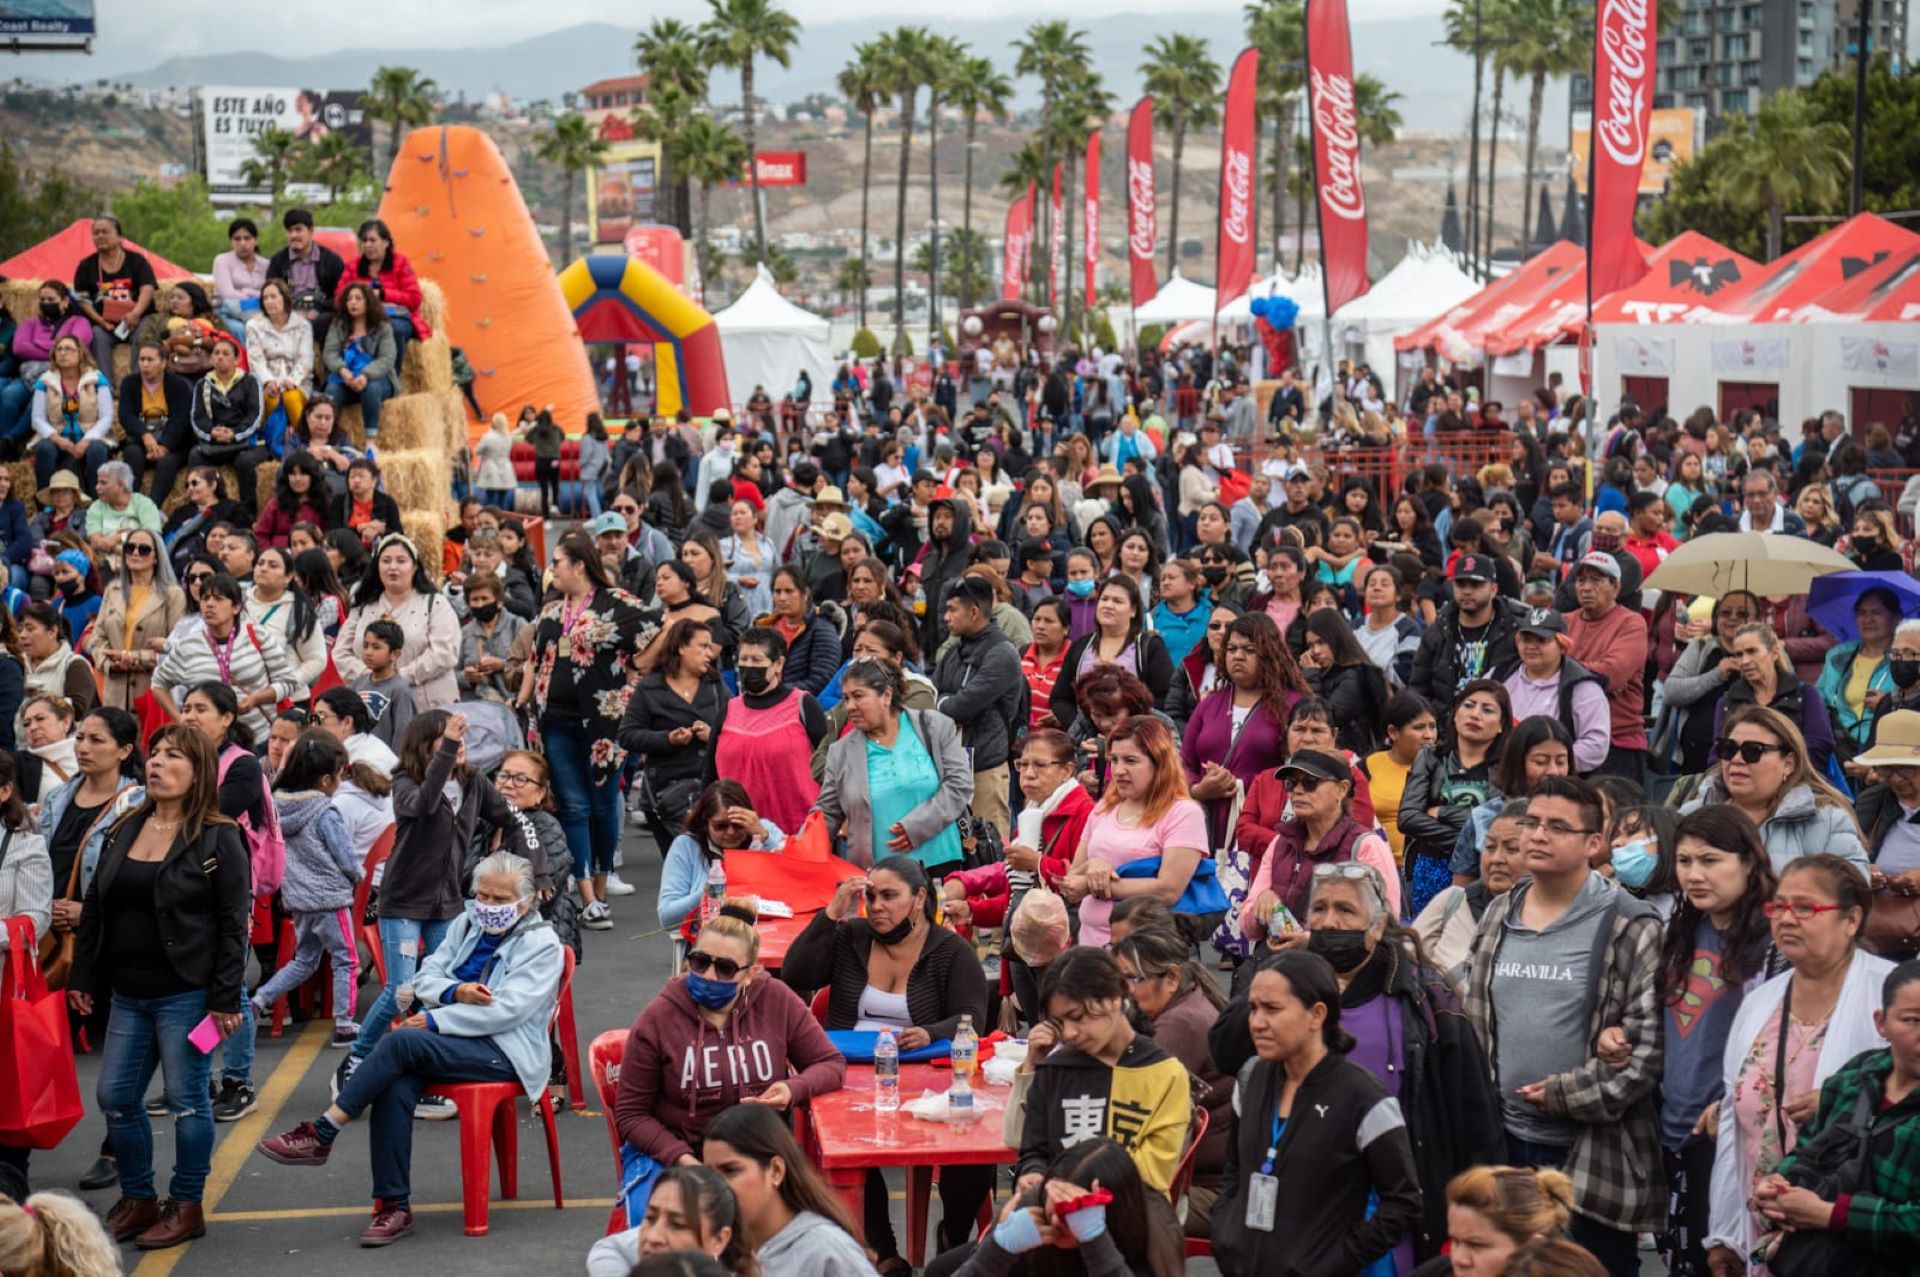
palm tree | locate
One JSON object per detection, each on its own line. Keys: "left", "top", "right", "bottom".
{"left": 1722, "top": 90, "right": 1849, "bottom": 260}
{"left": 923, "top": 35, "right": 967, "bottom": 334}
{"left": 678, "top": 116, "right": 751, "bottom": 301}
{"left": 835, "top": 256, "right": 871, "bottom": 311}
{"left": 877, "top": 26, "right": 935, "bottom": 349}
{"left": 536, "top": 114, "right": 612, "bottom": 266}
{"left": 1245, "top": 0, "right": 1305, "bottom": 273}
{"left": 240, "top": 127, "right": 300, "bottom": 220}
{"left": 364, "top": 66, "right": 437, "bottom": 178}
{"left": 635, "top": 18, "right": 713, "bottom": 235}
{"left": 1046, "top": 74, "right": 1114, "bottom": 321}
{"left": 1497, "top": 0, "right": 1585, "bottom": 267}
{"left": 1015, "top": 21, "right": 1093, "bottom": 287}
{"left": 701, "top": 0, "right": 801, "bottom": 266}
{"left": 296, "top": 130, "right": 371, "bottom": 205}
{"left": 1353, "top": 74, "right": 1404, "bottom": 145}
{"left": 1140, "top": 33, "right": 1222, "bottom": 277}
{"left": 1479, "top": 0, "right": 1514, "bottom": 268}
{"left": 1441, "top": 0, "right": 1487, "bottom": 274}
{"left": 999, "top": 143, "right": 1049, "bottom": 302}
{"left": 947, "top": 55, "right": 1013, "bottom": 310}
{"left": 838, "top": 43, "right": 886, "bottom": 327}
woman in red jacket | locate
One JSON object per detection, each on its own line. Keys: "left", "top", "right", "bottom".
{"left": 335, "top": 219, "right": 428, "bottom": 368}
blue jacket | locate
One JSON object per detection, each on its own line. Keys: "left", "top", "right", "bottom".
{"left": 34, "top": 775, "right": 143, "bottom": 894}
{"left": 1151, "top": 598, "right": 1211, "bottom": 669}
{"left": 656, "top": 818, "right": 787, "bottom": 931}
{"left": 0, "top": 498, "right": 33, "bottom": 569}
{"left": 1817, "top": 639, "right": 1895, "bottom": 751}
{"left": 414, "top": 907, "right": 564, "bottom": 1101}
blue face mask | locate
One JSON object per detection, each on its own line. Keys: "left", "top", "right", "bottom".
{"left": 471, "top": 900, "right": 520, "bottom": 935}
{"left": 1611, "top": 841, "right": 1658, "bottom": 890}
{"left": 685, "top": 972, "right": 741, "bottom": 1010}
{"left": 1066, "top": 578, "right": 1095, "bottom": 598}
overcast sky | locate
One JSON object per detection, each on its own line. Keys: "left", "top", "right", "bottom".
{"left": 23, "top": 0, "right": 1450, "bottom": 75}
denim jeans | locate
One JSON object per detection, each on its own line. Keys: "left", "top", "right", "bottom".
{"left": 324, "top": 374, "right": 392, "bottom": 438}
{"left": 219, "top": 985, "right": 256, "bottom": 1084}
{"left": 1506, "top": 1134, "right": 1641, "bottom": 1277}
{"left": 543, "top": 716, "right": 620, "bottom": 878}
{"left": 97, "top": 989, "right": 214, "bottom": 1203}
{"left": 0, "top": 378, "right": 31, "bottom": 444}
{"left": 335, "top": 1026, "right": 516, "bottom": 1204}
{"left": 33, "top": 437, "right": 108, "bottom": 494}
{"left": 351, "top": 916, "right": 455, "bottom": 1061}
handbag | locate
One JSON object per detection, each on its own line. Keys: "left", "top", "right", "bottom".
{"left": 1865, "top": 886, "right": 1920, "bottom": 960}
{"left": 0, "top": 915, "right": 85, "bottom": 1150}
{"left": 1759, "top": 1081, "right": 1879, "bottom": 1276}
{"left": 958, "top": 810, "right": 1004, "bottom": 871}
{"left": 1116, "top": 854, "right": 1230, "bottom": 916}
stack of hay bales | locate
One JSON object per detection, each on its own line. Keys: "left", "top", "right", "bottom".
{"left": 372, "top": 279, "right": 456, "bottom": 582}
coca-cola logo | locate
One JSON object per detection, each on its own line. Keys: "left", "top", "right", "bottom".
{"left": 1310, "top": 69, "right": 1366, "bottom": 221}
{"left": 1596, "top": 0, "right": 1651, "bottom": 167}
{"left": 1127, "top": 159, "right": 1156, "bottom": 260}
{"left": 1221, "top": 148, "right": 1252, "bottom": 246}
{"left": 1084, "top": 196, "right": 1098, "bottom": 265}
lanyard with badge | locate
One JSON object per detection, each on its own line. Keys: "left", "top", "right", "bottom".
{"left": 1245, "top": 1108, "right": 1284, "bottom": 1231}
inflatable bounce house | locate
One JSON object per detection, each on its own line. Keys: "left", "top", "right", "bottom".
{"left": 557, "top": 253, "right": 730, "bottom": 419}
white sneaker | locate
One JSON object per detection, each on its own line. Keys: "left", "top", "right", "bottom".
{"left": 581, "top": 901, "right": 613, "bottom": 930}
{"left": 603, "top": 873, "right": 636, "bottom": 897}
{"left": 413, "top": 1095, "right": 458, "bottom": 1121}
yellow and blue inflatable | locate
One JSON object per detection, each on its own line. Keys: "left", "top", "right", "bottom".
{"left": 558, "top": 254, "right": 730, "bottom": 419}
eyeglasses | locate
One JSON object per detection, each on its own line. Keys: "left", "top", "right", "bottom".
{"left": 1762, "top": 899, "right": 1848, "bottom": 922}
{"left": 684, "top": 951, "right": 744, "bottom": 979}
{"left": 1718, "top": 610, "right": 1753, "bottom": 624}
{"left": 496, "top": 771, "right": 544, "bottom": 790}
{"left": 1712, "top": 737, "right": 1790, "bottom": 765}
{"left": 1312, "top": 863, "right": 1379, "bottom": 884}
{"left": 124, "top": 542, "right": 154, "bottom": 557}
{"left": 1015, "top": 757, "right": 1069, "bottom": 772}
{"left": 1512, "top": 816, "right": 1597, "bottom": 838}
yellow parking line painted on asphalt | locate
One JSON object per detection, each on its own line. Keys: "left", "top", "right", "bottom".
{"left": 132, "top": 1020, "right": 330, "bottom": 1277}
{"left": 208, "top": 1197, "right": 619, "bottom": 1222}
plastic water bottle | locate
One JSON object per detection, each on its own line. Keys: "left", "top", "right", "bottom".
{"left": 875, "top": 1027, "right": 900, "bottom": 1113}
{"left": 949, "top": 1014, "right": 977, "bottom": 1125}
{"left": 703, "top": 858, "right": 727, "bottom": 925}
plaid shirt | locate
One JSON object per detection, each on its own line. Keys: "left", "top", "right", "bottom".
{"left": 1777, "top": 1047, "right": 1920, "bottom": 1268}
{"left": 1462, "top": 878, "right": 1668, "bottom": 1232}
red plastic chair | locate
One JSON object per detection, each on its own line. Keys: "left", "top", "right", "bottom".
{"left": 1168, "top": 1105, "right": 1209, "bottom": 1209}
{"left": 808, "top": 986, "right": 829, "bottom": 1028}
{"left": 589, "top": 1029, "right": 627, "bottom": 1236}
{"left": 352, "top": 826, "right": 397, "bottom": 987}
{"left": 554, "top": 964, "right": 585, "bottom": 1110}
{"left": 422, "top": 945, "right": 574, "bottom": 1237}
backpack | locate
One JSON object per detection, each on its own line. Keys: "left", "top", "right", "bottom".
{"left": 218, "top": 743, "right": 285, "bottom": 898}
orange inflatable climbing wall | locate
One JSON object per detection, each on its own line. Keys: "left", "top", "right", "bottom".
{"left": 379, "top": 125, "right": 600, "bottom": 442}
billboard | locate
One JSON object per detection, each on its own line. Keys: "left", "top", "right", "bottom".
{"left": 751, "top": 152, "right": 807, "bottom": 187}
{"left": 588, "top": 139, "right": 661, "bottom": 245}
{"left": 1570, "top": 106, "right": 1699, "bottom": 196}
{"left": 0, "top": 1, "right": 94, "bottom": 36}
{"left": 200, "top": 86, "right": 373, "bottom": 199}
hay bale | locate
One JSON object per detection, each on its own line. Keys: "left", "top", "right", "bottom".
{"left": 418, "top": 278, "right": 447, "bottom": 337}
{"left": 8, "top": 460, "right": 36, "bottom": 505}
{"left": 2, "top": 281, "right": 39, "bottom": 325}
{"left": 255, "top": 459, "right": 279, "bottom": 512}
{"left": 402, "top": 509, "right": 446, "bottom": 584}
{"left": 336, "top": 401, "right": 367, "bottom": 448}
{"left": 440, "top": 392, "right": 470, "bottom": 456}
{"left": 374, "top": 392, "right": 443, "bottom": 453}
{"left": 379, "top": 447, "right": 452, "bottom": 517}
{"left": 400, "top": 334, "right": 453, "bottom": 397}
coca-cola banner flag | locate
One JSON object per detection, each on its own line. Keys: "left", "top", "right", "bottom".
{"left": 1589, "top": 0, "right": 1655, "bottom": 298}
{"left": 1126, "top": 96, "right": 1158, "bottom": 309}
{"left": 1002, "top": 183, "right": 1033, "bottom": 301}
{"left": 1084, "top": 130, "right": 1101, "bottom": 311}
{"left": 1215, "top": 48, "right": 1259, "bottom": 313}
{"left": 1049, "top": 162, "right": 1065, "bottom": 307}
{"left": 1306, "top": 0, "right": 1370, "bottom": 313}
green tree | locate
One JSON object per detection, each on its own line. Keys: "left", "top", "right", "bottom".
{"left": 680, "top": 115, "right": 751, "bottom": 300}
{"left": 1721, "top": 90, "right": 1850, "bottom": 260}
{"left": 1498, "top": 0, "right": 1591, "bottom": 261}
{"left": 0, "top": 141, "right": 97, "bottom": 254}
{"left": 838, "top": 42, "right": 887, "bottom": 328}
{"left": 535, "top": 114, "right": 611, "bottom": 266}
{"left": 1140, "top": 33, "right": 1221, "bottom": 277}
{"left": 111, "top": 177, "right": 244, "bottom": 272}
{"left": 876, "top": 25, "right": 937, "bottom": 344}
{"left": 1246, "top": 0, "right": 1305, "bottom": 273}
{"left": 1441, "top": 0, "right": 1489, "bottom": 272}
{"left": 1804, "top": 59, "right": 1920, "bottom": 217}
{"left": 1477, "top": 0, "right": 1513, "bottom": 267}
{"left": 835, "top": 256, "right": 871, "bottom": 311}
{"left": 1015, "top": 21, "right": 1093, "bottom": 290}
{"left": 701, "top": 0, "right": 801, "bottom": 265}
{"left": 239, "top": 127, "right": 299, "bottom": 222}
{"left": 635, "top": 17, "right": 713, "bottom": 236}
{"left": 922, "top": 35, "right": 969, "bottom": 332}
{"left": 947, "top": 55, "right": 1013, "bottom": 310}
{"left": 1044, "top": 74, "right": 1114, "bottom": 322}
{"left": 631, "top": 82, "right": 701, "bottom": 241}
{"left": 364, "top": 66, "right": 437, "bottom": 177}
{"left": 295, "top": 130, "right": 371, "bottom": 204}
{"left": 913, "top": 228, "right": 990, "bottom": 308}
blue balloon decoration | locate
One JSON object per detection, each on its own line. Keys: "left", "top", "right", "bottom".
{"left": 1267, "top": 296, "right": 1300, "bottom": 329}
{"left": 1249, "top": 295, "right": 1270, "bottom": 319}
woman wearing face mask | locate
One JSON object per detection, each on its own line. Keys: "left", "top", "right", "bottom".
{"left": 782, "top": 854, "right": 988, "bottom": 1268}
{"left": 255, "top": 850, "right": 563, "bottom": 1249}
{"left": 1656, "top": 591, "right": 1764, "bottom": 776}
{"left": 1840, "top": 505, "right": 1905, "bottom": 573}
{"left": 713, "top": 627, "right": 826, "bottom": 848}
{"left": 1604, "top": 804, "right": 1681, "bottom": 916}
{"left": 613, "top": 899, "right": 845, "bottom": 1231}
{"left": 699, "top": 1104, "right": 877, "bottom": 1277}
{"left": 1211, "top": 949, "right": 1425, "bottom": 1276}
{"left": 49, "top": 547, "right": 101, "bottom": 639}
{"left": 1815, "top": 586, "right": 1899, "bottom": 757}
{"left": 1400, "top": 679, "right": 1513, "bottom": 916}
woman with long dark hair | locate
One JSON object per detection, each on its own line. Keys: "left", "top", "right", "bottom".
{"left": 653, "top": 780, "right": 782, "bottom": 932}
{"left": 1051, "top": 578, "right": 1172, "bottom": 723}
{"left": 253, "top": 451, "right": 329, "bottom": 548}
{"left": 622, "top": 618, "right": 728, "bottom": 857}
{"left": 1446, "top": 714, "right": 1574, "bottom": 885}
{"left": 335, "top": 217, "right": 426, "bottom": 365}
{"left": 151, "top": 573, "right": 300, "bottom": 741}
{"left": 1300, "top": 609, "right": 1390, "bottom": 756}
{"left": 950, "top": 1137, "right": 1182, "bottom": 1277}
{"left": 245, "top": 546, "right": 326, "bottom": 692}
{"left": 319, "top": 282, "right": 394, "bottom": 440}
{"left": 1178, "top": 612, "right": 1306, "bottom": 850}
{"left": 700, "top": 1104, "right": 872, "bottom": 1276}
{"left": 1399, "top": 679, "right": 1513, "bottom": 916}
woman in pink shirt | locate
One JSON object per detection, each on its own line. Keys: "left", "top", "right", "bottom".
{"left": 1061, "top": 715, "right": 1207, "bottom": 947}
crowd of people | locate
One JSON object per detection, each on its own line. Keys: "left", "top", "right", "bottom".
{"left": 6, "top": 291, "right": 1920, "bottom": 1277}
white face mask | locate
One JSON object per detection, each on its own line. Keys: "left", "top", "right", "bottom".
{"left": 472, "top": 900, "right": 520, "bottom": 935}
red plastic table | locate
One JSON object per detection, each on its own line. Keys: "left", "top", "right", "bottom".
{"left": 755, "top": 912, "right": 812, "bottom": 972}
{"left": 802, "top": 1063, "right": 1016, "bottom": 1265}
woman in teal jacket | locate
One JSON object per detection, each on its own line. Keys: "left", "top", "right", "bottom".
{"left": 1816, "top": 585, "right": 1899, "bottom": 754}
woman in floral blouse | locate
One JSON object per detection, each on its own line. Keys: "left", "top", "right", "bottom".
{"left": 516, "top": 529, "right": 655, "bottom": 931}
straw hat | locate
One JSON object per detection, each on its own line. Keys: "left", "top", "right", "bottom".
{"left": 816, "top": 512, "right": 855, "bottom": 542}
{"left": 36, "top": 471, "right": 89, "bottom": 507}
{"left": 1086, "top": 464, "right": 1123, "bottom": 492}
{"left": 812, "top": 485, "right": 850, "bottom": 510}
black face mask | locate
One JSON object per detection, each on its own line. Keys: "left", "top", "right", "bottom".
{"left": 1306, "top": 926, "right": 1371, "bottom": 974}
{"left": 1854, "top": 536, "right": 1879, "bottom": 554}
{"left": 870, "top": 911, "right": 916, "bottom": 946}
{"left": 468, "top": 602, "right": 500, "bottom": 624}
{"left": 1201, "top": 565, "right": 1228, "bottom": 586}
{"left": 56, "top": 577, "right": 80, "bottom": 597}
{"left": 1893, "top": 659, "right": 1920, "bottom": 690}
{"left": 39, "top": 302, "right": 61, "bottom": 322}
{"left": 738, "top": 665, "right": 771, "bottom": 695}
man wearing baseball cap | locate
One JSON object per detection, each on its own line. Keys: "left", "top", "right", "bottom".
{"left": 1501, "top": 607, "right": 1610, "bottom": 775}
{"left": 1854, "top": 710, "right": 1920, "bottom": 885}
{"left": 1408, "top": 552, "right": 1525, "bottom": 705}
{"left": 1254, "top": 463, "right": 1329, "bottom": 548}
{"left": 1566, "top": 551, "right": 1648, "bottom": 780}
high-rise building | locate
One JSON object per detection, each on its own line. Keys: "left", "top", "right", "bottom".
{"left": 1570, "top": 0, "right": 1907, "bottom": 129}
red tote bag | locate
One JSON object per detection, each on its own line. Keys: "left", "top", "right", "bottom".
{"left": 0, "top": 915, "right": 85, "bottom": 1149}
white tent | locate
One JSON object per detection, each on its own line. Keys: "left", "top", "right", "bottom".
{"left": 1132, "top": 271, "right": 1219, "bottom": 325}
{"left": 712, "top": 265, "right": 834, "bottom": 410}
{"left": 1332, "top": 244, "right": 1481, "bottom": 391}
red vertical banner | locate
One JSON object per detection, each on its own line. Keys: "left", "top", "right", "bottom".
{"left": 1214, "top": 48, "right": 1259, "bottom": 314}
{"left": 1001, "top": 185, "right": 1033, "bottom": 301}
{"left": 1125, "top": 97, "right": 1157, "bottom": 309}
{"left": 1588, "top": 0, "right": 1655, "bottom": 297}
{"left": 1084, "top": 130, "right": 1101, "bottom": 312}
{"left": 1306, "top": 0, "right": 1371, "bottom": 313}
{"left": 1048, "top": 162, "right": 1064, "bottom": 307}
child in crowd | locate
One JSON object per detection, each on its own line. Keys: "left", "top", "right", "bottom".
{"left": 352, "top": 618, "right": 417, "bottom": 749}
{"left": 250, "top": 732, "right": 363, "bottom": 1048}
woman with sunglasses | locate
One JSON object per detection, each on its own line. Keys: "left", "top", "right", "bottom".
{"left": 1655, "top": 591, "right": 1764, "bottom": 775}
{"left": 92, "top": 527, "right": 184, "bottom": 710}
{"left": 1682, "top": 703, "right": 1870, "bottom": 880}
{"left": 614, "top": 898, "right": 844, "bottom": 1231}
{"left": 1241, "top": 750, "right": 1403, "bottom": 943}
{"left": 655, "top": 780, "right": 784, "bottom": 935}
{"left": 1701, "top": 853, "right": 1890, "bottom": 1274}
